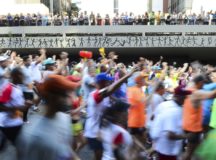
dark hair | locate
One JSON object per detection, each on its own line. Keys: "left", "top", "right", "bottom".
{"left": 32, "top": 54, "right": 39, "bottom": 59}
{"left": 11, "top": 67, "right": 23, "bottom": 76}
{"left": 22, "top": 56, "right": 30, "bottom": 62}
{"left": 193, "top": 75, "right": 205, "bottom": 84}
{"left": 155, "top": 81, "right": 164, "bottom": 91}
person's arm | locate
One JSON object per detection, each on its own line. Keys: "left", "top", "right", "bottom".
{"left": 158, "top": 62, "right": 168, "bottom": 81}
{"left": 178, "top": 63, "right": 189, "bottom": 76}
{"left": 0, "top": 101, "right": 33, "bottom": 112}
{"left": 99, "top": 65, "right": 141, "bottom": 98}
{"left": 167, "top": 132, "right": 187, "bottom": 140}
{"left": 153, "top": 56, "right": 163, "bottom": 66}
{"left": 192, "top": 90, "right": 216, "bottom": 101}
{"left": 35, "top": 49, "right": 46, "bottom": 65}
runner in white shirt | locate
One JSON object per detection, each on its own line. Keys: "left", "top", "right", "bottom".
{"left": 84, "top": 65, "right": 141, "bottom": 160}
{"left": 0, "top": 68, "right": 32, "bottom": 150}
{"left": 146, "top": 81, "right": 165, "bottom": 129}
{"left": 151, "top": 86, "right": 191, "bottom": 160}
{"left": 99, "top": 100, "right": 133, "bottom": 160}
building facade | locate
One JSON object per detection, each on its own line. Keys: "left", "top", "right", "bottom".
{"left": 41, "top": 0, "right": 71, "bottom": 15}
{"left": 148, "top": 0, "right": 169, "bottom": 13}
{"left": 168, "top": 0, "right": 193, "bottom": 13}
{"left": 16, "top": 0, "right": 40, "bottom": 3}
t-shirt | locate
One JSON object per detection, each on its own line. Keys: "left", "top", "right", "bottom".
{"left": 0, "top": 66, "right": 8, "bottom": 84}
{"left": 31, "top": 61, "right": 42, "bottom": 83}
{"left": 112, "top": 83, "right": 127, "bottom": 101}
{"left": 183, "top": 90, "right": 203, "bottom": 132}
{"left": 21, "top": 65, "right": 34, "bottom": 93}
{"left": 0, "top": 84, "right": 25, "bottom": 127}
{"left": 146, "top": 93, "right": 164, "bottom": 129}
{"left": 84, "top": 90, "right": 111, "bottom": 138}
{"left": 17, "top": 112, "right": 73, "bottom": 160}
{"left": 151, "top": 100, "right": 183, "bottom": 156}
{"left": 100, "top": 124, "right": 133, "bottom": 160}
{"left": 42, "top": 70, "right": 55, "bottom": 81}
{"left": 82, "top": 74, "right": 95, "bottom": 101}
{"left": 195, "top": 129, "right": 216, "bottom": 160}
{"left": 210, "top": 99, "right": 216, "bottom": 129}
{"left": 202, "top": 83, "right": 216, "bottom": 125}
{"left": 127, "top": 86, "right": 146, "bottom": 128}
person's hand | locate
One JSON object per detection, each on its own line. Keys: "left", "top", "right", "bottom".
{"left": 131, "top": 63, "right": 143, "bottom": 73}
{"left": 10, "top": 51, "right": 17, "bottom": 60}
{"left": 52, "top": 55, "right": 56, "bottom": 61}
{"left": 113, "top": 55, "right": 118, "bottom": 60}
{"left": 139, "top": 57, "right": 145, "bottom": 61}
{"left": 160, "top": 56, "right": 163, "bottom": 60}
{"left": 183, "top": 63, "right": 188, "bottom": 67}
{"left": 39, "top": 48, "right": 46, "bottom": 55}
{"left": 162, "top": 62, "right": 168, "bottom": 67}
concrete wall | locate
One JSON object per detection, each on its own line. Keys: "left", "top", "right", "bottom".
{"left": 0, "top": 26, "right": 216, "bottom": 49}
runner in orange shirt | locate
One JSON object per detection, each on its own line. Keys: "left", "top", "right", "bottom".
{"left": 127, "top": 74, "right": 147, "bottom": 144}
{"left": 183, "top": 75, "right": 216, "bottom": 160}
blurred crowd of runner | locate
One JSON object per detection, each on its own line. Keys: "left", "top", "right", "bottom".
{"left": 1, "top": 10, "right": 216, "bottom": 26}
{"left": 0, "top": 49, "right": 216, "bottom": 160}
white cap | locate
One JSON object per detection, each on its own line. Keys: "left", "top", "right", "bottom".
{"left": 0, "top": 55, "right": 9, "bottom": 62}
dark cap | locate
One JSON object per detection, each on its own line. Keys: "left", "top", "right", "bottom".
{"left": 96, "top": 73, "right": 114, "bottom": 83}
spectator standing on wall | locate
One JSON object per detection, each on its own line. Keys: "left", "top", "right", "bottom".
{"left": 104, "top": 14, "right": 110, "bottom": 25}
{"left": 79, "top": 12, "right": 84, "bottom": 25}
{"left": 71, "top": 12, "right": 78, "bottom": 25}
{"left": 14, "top": 14, "right": 20, "bottom": 26}
{"left": 120, "top": 13, "right": 125, "bottom": 25}
{"left": 20, "top": 13, "right": 25, "bottom": 26}
{"left": 183, "top": 13, "right": 188, "bottom": 25}
{"left": 113, "top": 12, "right": 119, "bottom": 25}
{"left": 177, "top": 12, "right": 183, "bottom": 25}
{"left": 63, "top": 13, "right": 69, "bottom": 26}
{"left": 149, "top": 11, "right": 155, "bottom": 25}
{"left": 171, "top": 11, "right": 177, "bottom": 25}
{"left": 42, "top": 14, "right": 48, "bottom": 26}
{"left": 37, "top": 13, "right": 42, "bottom": 26}
{"left": 7, "top": 13, "right": 13, "bottom": 26}
{"left": 155, "top": 11, "right": 161, "bottom": 25}
{"left": 83, "top": 11, "right": 89, "bottom": 25}
{"left": 212, "top": 11, "right": 216, "bottom": 25}
{"left": 31, "top": 14, "right": 37, "bottom": 26}
{"left": 196, "top": 14, "right": 203, "bottom": 25}
{"left": 25, "top": 13, "right": 32, "bottom": 26}
{"left": 128, "top": 12, "right": 134, "bottom": 25}
{"left": 124, "top": 12, "right": 129, "bottom": 25}
{"left": 136, "top": 15, "right": 142, "bottom": 25}
{"left": 90, "top": 11, "right": 96, "bottom": 25}
{"left": 96, "top": 13, "right": 102, "bottom": 25}
{"left": 142, "top": 12, "right": 149, "bottom": 25}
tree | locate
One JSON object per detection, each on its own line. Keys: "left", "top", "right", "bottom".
{"left": 71, "top": 3, "right": 80, "bottom": 13}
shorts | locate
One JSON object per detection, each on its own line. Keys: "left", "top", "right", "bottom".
{"left": 71, "top": 120, "right": 83, "bottom": 136}
{"left": 185, "top": 131, "right": 202, "bottom": 144}
{"left": 23, "top": 92, "right": 34, "bottom": 100}
{"left": 87, "top": 138, "right": 103, "bottom": 151}
{"left": 128, "top": 127, "right": 145, "bottom": 136}
{"left": 158, "top": 152, "right": 177, "bottom": 160}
